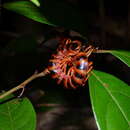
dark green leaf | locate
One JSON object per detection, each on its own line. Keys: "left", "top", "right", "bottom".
{"left": 89, "top": 70, "right": 130, "bottom": 130}
{"left": 4, "top": 0, "right": 87, "bottom": 35}
{"left": 0, "top": 96, "right": 36, "bottom": 130}
{"left": 3, "top": 1, "right": 55, "bottom": 26}
{"left": 97, "top": 50, "right": 130, "bottom": 67}
{"left": 109, "top": 50, "right": 130, "bottom": 67}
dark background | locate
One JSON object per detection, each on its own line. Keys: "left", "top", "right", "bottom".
{"left": 0, "top": 0, "right": 129, "bottom": 130}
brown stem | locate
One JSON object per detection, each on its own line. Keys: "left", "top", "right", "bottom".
{"left": 93, "top": 49, "right": 111, "bottom": 53}
{"left": 0, "top": 68, "right": 50, "bottom": 99}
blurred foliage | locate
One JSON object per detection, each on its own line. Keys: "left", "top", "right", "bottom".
{"left": 4, "top": 1, "right": 55, "bottom": 26}
{"left": 4, "top": 0, "right": 87, "bottom": 35}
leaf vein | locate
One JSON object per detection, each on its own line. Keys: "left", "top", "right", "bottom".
{"left": 92, "top": 72, "right": 130, "bottom": 129}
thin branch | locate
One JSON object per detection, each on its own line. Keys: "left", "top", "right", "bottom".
{"left": 93, "top": 49, "right": 111, "bottom": 53}
{"left": 0, "top": 68, "right": 50, "bottom": 100}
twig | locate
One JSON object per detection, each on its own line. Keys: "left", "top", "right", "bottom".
{"left": 93, "top": 49, "right": 111, "bottom": 53}
{"left": 0, "top": 68, "right": 50, "bottom": 100}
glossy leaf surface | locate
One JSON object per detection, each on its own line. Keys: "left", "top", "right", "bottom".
{"left": 109, "top": 50, "right": 130, "bottom": 67}
{"left": 97, "top": 50, "right": 130, "bottom": 67}
{"left": 0, "top": 96, "right": 36, "bottom": 130}
{"left": 30, "top": 0, "right": 40, "bottom": 6}
{"left": 4, "top": 0, "right": 86, "bottom": 35}
{"left": 89, "top": 70, "right": 130, "bottom": 130}
{"left": 4, "top": 1, "right": 54, "bottom": 26}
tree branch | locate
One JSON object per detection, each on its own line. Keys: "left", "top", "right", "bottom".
{"left": 0, "top": 68, "right": 50, "bottom": 99}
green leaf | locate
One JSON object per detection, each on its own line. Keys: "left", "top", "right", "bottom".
{"left": 109, "top": 50, "right": 130, "bottom": 67}
{"left": 3, "top": 0, "right": 87, "bottom": 35}
{"left": 89, "top": 70, "right": 130, "bottom": 130}
{"left": 30, "top": 0, "right": 40, "bottom": 7}
{"left": 97, "top": 50, "right": 130, "bottom": 67}
{"left": 0, "top": 96, "right": 36, "bottom": 130}
{"left": 3, "top": 1, "right": 55, "bottom": 26}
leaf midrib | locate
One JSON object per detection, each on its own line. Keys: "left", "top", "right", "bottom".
{"left": 92, "top": 72, "right": 130, "bottom": 129}
{"left": 111, "top": 51, "right": 130, "bottom": 58}
{"left": 6, "top": 102, "right": 15, "bottom": 130}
